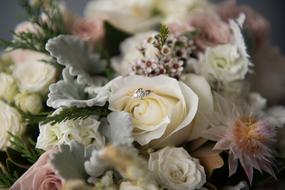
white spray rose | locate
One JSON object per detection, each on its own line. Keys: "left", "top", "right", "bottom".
{"left": 14, "top": 92, "right": 43, "bottom": 114}
{"left": 112, "top": 32, "right": 158, "bottom": 75}
{"left": 36, "top": 115, "right": 104, "bottom": 151}
{"left": 155, "top": 0, "right": 208, "bottom": 20}
{"left": 109, "top": 75, "right": 211, "bottom": 147}
{"left": 0, "top": 100, "right": 25, "bottom": 150}
{"left": 0, "top": 73, "right": 18, "bottom": 103}
{"left": 199, "top": 44, "right": 249, "bottom": 82}
{"left": 148, "top": 147, "right": 206, "bottom": 190}
{"left": 119, "top": 181, "right": 158, "bottom": 190}
{"left": 85, "top": 0, "right": 158, "bottom": 33}
{"left": 13, "top": 60, "right": 57, "bottom": 95}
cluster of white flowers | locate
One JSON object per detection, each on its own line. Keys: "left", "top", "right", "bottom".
{"left": 36, "top": 115, "right": 104, "bottom": 150}
{"left": 2, "top": 0, "right": 283, "bottom": 189}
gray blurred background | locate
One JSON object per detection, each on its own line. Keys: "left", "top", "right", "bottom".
{"left": 0, "top": 0, "right": 285, "bottom": 53}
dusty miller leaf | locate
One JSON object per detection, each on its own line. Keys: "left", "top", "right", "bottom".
{"left": 100, "top": 112, "right": 134, "bottom": 145}
{"left": 50, "top": 141, "right": 88, "bottom": 181}
{"left": 46, "top": 35, "right": 107, "bottom": 86}
{"left": 47, "top": 68, "right": 111, "bottom": 108}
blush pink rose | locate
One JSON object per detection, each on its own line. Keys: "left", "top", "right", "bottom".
{"left": 71, "top": 18, "right": 104, "bottom": 43}
{"left": 5, "top": 49, "right": 48, "bottom": 64}
{"left": 189, "top": 11, "right": 232, "bottom": 51}
{"left": 4, "top": 21, "right": 49, "bottom": 64}
{"left": 217, "top": 0, "right": 270, "bottom": 49}
{"left": 10, "top": 150, "right": 63, "bottom": 190}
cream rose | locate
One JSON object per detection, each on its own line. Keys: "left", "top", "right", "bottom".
{"left": 0, "top": 73, "right": 18, "bottom": 103}
{"left": 148, "top": 147, "right": 206, "bottom": 190}
{"left": 85, "top": 0, "right": 158, "bottom": 33}
{"left": 15, "top": 92, "right": 43, "bottom": 114}
{"left": 199, "top": 44, "right": 249, "bottom": 82}
{"left": 155, "top": 0, "right": 208, "bottom": 20}
{"left": 109, "top": 75, "right": 202, "bottom": 147}
{"left": 36, "top": 115, "right": 104, "bottom": 151}
{"left": 0, "top": 100, "right": 25, "bottom": 150}
{"left": 119, "top": 181, "right": 158, "bottom": 190}
{"left": 13, "top": 60, "right": 57, "bottom": 94}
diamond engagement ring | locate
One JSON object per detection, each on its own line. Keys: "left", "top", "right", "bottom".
{"left": 133, "top": 88, "right": 152, "bottom": 99}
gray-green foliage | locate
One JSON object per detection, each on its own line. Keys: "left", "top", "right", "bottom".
{"left": 46, "top": 35, "right": 107, "bottom": 86}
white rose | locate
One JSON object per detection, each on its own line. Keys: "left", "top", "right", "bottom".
{"left": 13, "top": 60, "right": 57, "bottom": 94}
{"left": 155, "top": 0, "right": 208, "bottom": 20}
{"left": 6, "top": 49, "right": 47, "bottom": 65}
{"left": 36, "top": 115, "right": 104, "bottom": 151}
{"left": 148, "top": 147, "right": 206, "bottom": 190}
{"left": 112, "top": 32, "right": 158, "bottom": 75}
{"left": 181, "top": 74, "right": 213, "bottom": 140}
{"left": 0, "top": 73, "right": 18, "bottom": 103}
{"left": 0, "top": 100, "right": 25, "bottom": 150}
{"left": 85, "top": 0, "right": 159, "bottom": 33}
{"left": 14, "top": 92, "right": 43, "bottom": 114}
{"left": 199, "top": 44, "right": 249, "bottom": 82}
{"left": 109, "top": 75, "right": 211, "bottom": 147}
{"left": 119, "top": 181, "right": 158, "bottom": 190}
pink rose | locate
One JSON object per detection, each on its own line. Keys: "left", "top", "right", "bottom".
{"left": 10, "top": 150, "right": 63, "bottom": 190}
{"left": 71, "top": 18, "right": 104, "bottom": 43}
{"left": 15, "top": 21, "right": 38, "bottom": 33}
{"left": 189, "top": 11, "right": 232, "bottom": 51}
{"left": 217, "top": 0, "right": 270, "bottom": 49}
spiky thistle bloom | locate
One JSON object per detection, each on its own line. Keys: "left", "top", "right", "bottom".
{"left": 204, "top": 94, "right": 276, "bottom": 185}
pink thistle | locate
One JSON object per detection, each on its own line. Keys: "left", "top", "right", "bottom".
{"left": 204, "top": 94, "right": 276, "bottom": 185}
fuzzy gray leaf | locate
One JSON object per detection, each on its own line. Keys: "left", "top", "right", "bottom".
{"left": 46, "top": 35, "right": 107, "bottom": 86}
{"left": 84, "top": 149, "right": 108, "bottom": 178}
{"left": 101, "top": 112, "right": 134, "bottom": 145}
{"left": 50, "top": 141, "right": 88, "bottom": 181}
{"left": 47, "top": 68, "right": 110, "bottom": 108}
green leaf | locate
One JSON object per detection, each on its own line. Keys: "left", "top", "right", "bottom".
{"left": 104, "top": 22, "right": 131, "bottom": 56}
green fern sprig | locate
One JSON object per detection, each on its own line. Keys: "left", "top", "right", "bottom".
{"left": 8, "top": 133, "right": 44, "bottom": 164}
{"left": 42, "top": 105, "right": 110, "bottom": 125}
{"left": 0, "top": 0, "right": 67, "bottom": 54}
{"left": 23, "top": 105, "right": 110, "bottom": 126}
{"left": 0, "top": 170, "right": 18, "bottom": 188}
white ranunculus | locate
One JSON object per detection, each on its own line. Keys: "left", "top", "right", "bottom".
{"left": 13, "top": 60, "right": 57, "bottom": 95}
{"left": 109, "top": 75, "right": 212, "bottom": 147}
{"left": 0, "top": 73, "right": 18, "bottom": 103}
{"left": 85, "top": 0, "right": 159, "bottom": 33}
{"left": 119, "top": 181, "right": 158, "bottom": 190}
{"left": 148, "top": 147, "right": 206, "bottom": 190}
{"left": 36, "top": 115, "right": 104, "bottom": 151}
{"left": 199, "top": 44, "right": 249, "bottom": 82}
{"left": 0, "top": 100, "right": 25, "bottom": 150}
{"left": 14, "top": 92, "right": 43, "bottom": 114}
{"left": 112, "top": 32, "right": 158, "bottom": 75}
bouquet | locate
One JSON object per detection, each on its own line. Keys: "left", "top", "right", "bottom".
{"left": 0, "top": 0, "right": 285, "bottom": 189}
